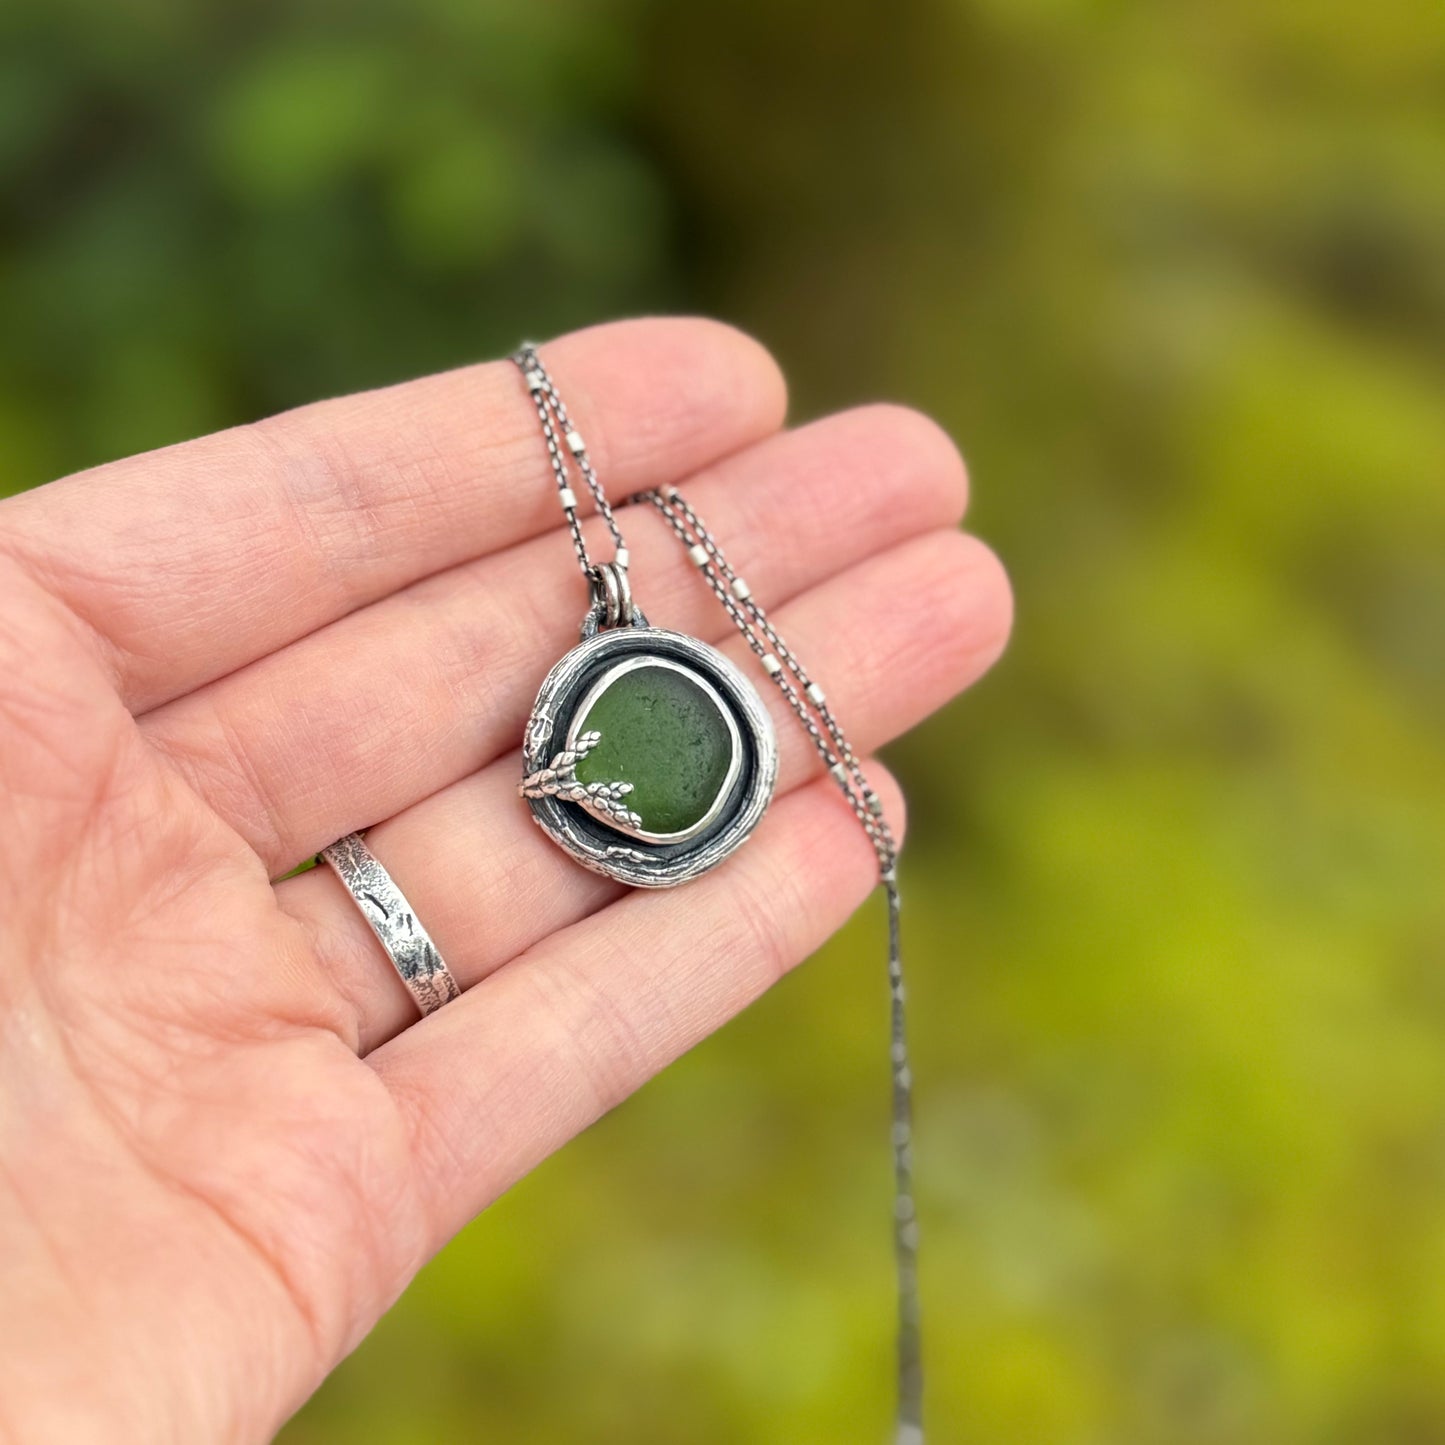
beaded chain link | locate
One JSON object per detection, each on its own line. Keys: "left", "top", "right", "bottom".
{"left": 513, "top": 346, "right": 924, "bottom": 1443}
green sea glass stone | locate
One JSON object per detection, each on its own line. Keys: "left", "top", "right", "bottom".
{"left": 574, "top": 663, "right": 734, "bottom": 835}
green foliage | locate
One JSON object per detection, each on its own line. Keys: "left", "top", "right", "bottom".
{"left": 2, "top": 1, "right": 1442, "bottom": 1440}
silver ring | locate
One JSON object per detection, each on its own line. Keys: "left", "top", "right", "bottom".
{"left": 320, "top": 833, "right": 461, "bottom": 1017}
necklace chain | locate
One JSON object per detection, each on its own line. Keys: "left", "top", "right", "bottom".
{"left": 514, "top": 346, "right": 924, "bottom": 1442}
{"left": 517, "top": 349, "right": 628, "bottom": 574}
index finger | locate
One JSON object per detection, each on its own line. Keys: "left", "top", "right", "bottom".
{"left": 0, "top": 318, "right": 786, "bottom": 712}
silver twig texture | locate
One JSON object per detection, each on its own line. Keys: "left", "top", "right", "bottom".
{"left": 520, "top": 730, "right": 644, "bottom": 832}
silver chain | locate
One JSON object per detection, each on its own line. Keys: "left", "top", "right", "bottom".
{"left": 513, "top": 346, "right": 924, "bottom": 1443}
{"left": 516, "top": 346, "right": 629, "bottom": 578}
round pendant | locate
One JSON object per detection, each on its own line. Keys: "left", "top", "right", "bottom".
{"left": 520, "top": 627, "right": 778, "bottom": 887}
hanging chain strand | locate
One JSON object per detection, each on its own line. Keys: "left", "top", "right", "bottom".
{"left": 640, "top": 487, "right": 923, "bottom": 1444}
{"left": 513, "top": 346, "right": 924, "bottom": 1443}
{"left": 516, "top": 345, "right": 630, "bottom": 578}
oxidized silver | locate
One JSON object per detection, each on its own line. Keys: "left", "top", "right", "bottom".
{"left": 320, "top": 833, "right": 461, "bottom": 1016}
{"left": 520, "top": 627, "right": 777, "bottom": 888}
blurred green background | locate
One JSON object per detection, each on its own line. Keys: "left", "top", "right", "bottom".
{"left": 3, "top": 1, "right": 1443, "bottom": 1440}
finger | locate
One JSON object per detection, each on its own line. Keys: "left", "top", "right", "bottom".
{"left": 0, "top": 318, "right": 786, "bottom": 712}
{"left": 279, "top": 529, "right": 1010, "bottom": 1051}
{"left": 369, "top": 763, "right": 906, "bottom": 1239}
{"left": 141, "top": 406, "right": 971, "bottom": 875}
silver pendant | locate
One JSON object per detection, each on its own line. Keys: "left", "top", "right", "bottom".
{"left": 520, "top": 579, "right": 777, "bottom": 888}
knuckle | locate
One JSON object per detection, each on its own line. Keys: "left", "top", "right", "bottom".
{"left": 725, "top": 852, "right": 807, "bottom": 989}
{"left": 245, "top": 417, "right": 383, "bottom": 577}
{"left": 522, "top": 957, "right": 653, "bottom": 1115}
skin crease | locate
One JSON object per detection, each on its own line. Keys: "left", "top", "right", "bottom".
{"left": 0, "top": 319, "right": 1012, "bottom": 1444}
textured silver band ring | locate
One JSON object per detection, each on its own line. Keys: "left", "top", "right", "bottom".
{"left": 320, "top": 833, "right": 461, "bottom": 1017}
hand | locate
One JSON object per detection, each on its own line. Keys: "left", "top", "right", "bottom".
{"left": 0, "top": 319, "right": 1010, "bottom": 1442}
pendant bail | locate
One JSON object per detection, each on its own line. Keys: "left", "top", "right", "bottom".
{"left": 581, "top": 561, "right": 647, "bottom": 638}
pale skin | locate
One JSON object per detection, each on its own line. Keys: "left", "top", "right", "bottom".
{"left": 0, "top": 319, "right": 1011, "bottom": 1443}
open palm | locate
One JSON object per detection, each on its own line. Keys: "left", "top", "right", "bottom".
{"left": 0, "top": 319, "right": 1010, "bottom": 1442}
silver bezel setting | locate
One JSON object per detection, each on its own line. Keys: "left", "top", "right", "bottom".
{"left": 563, "top": 655, "right": 744, "bottom": 845}
{"left": 521, "top": 627, "right": 777, "bottom": 887}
